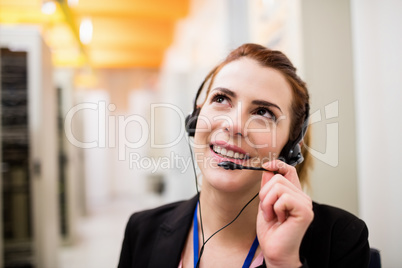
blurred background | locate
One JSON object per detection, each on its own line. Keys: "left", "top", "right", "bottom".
{"left": 0, "top": 0, "right": 401, "bottom": 267}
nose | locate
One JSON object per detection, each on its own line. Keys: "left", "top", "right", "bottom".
{"left": 220, "top": 105, "right": 246, "bottom": 137}
{"left": 224, "top": 127, "right": 243, "bottom": 137}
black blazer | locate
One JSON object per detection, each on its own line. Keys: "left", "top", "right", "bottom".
{"left": 118, "top": 195, "right": 370, "bottom": 268}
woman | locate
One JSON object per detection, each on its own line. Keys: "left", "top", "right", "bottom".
{"left": 118, "top": 44, "right": 370, "bottom": 267}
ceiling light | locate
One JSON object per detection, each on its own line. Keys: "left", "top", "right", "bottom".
{"left": 79, "top": 18, "right": 93, "bottom": 45}
{"left": 68, "top": 0, "right": 79, "bottom": 7}
{"left": 41, "top": 0, "right": 56, "bottom": 15}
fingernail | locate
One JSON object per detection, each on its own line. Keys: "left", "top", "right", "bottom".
{"left": 262, "top": 161, "right": 271, "bottom": 168}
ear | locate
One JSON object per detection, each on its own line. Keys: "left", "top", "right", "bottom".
{"left": 299, "top": 140, "right": 304, "bottom": 148}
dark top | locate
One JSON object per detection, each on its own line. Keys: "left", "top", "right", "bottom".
{"left": 118, "top": 195, "right": 370, "bottom": 268}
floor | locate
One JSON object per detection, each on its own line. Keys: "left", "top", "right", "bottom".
{"left": 57, "top": 194, "right": 163, "bottom": 268}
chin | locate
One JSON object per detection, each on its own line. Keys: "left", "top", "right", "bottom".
{"left": 201, "top": 167, "right": 261, "bottom": 194}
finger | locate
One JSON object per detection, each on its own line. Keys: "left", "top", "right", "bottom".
{"left": 274, "top": 194, "right": 291, "bottom": 223}
{"left": 260, "top": 169, "right": 276, "bottom": 189}
{"left": 260, "top": 182, "right": 312, "bottom": 222}
{"left": 259, "top": 198, "right": 274, "bottom": 222}
{"left": 274, "top": 193, "right": 314, "bottom": 226}
{"left": 260, "top": 174, "right": 298, "bottom": 197}
{"left": 260, "top": 182, "right": 290, "bottom": 222}
{"left": 260, "top": 191, "right": 291, "bottom": 224}
{"left": 260, "top": 175, "right": 309, "bottom": 204}
{"left": 262, "top": 159, "right": 296, "bottom": 178}
{"left": 262, "top": 160, "right": 301, "bottom": 188}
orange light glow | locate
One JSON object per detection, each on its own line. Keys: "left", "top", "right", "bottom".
{"left": 0, "top": 0, "right": 189, "bottom": 68}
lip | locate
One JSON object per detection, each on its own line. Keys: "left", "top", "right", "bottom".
{"left": 210, "top": 141, "right": 250, "bottom": 165}
{"left": 211, "top": 140, "right": 249, "bottom": 155}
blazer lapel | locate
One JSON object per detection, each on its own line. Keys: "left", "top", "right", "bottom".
{"left": 148, "top": 195, "right": 198, "bottom": 268}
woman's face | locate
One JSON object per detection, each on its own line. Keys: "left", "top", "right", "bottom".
{"left": 193, "top": 57, "right": 293, "bottom": 194}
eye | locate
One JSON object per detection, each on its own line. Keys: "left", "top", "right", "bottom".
{"left": 211, "top": 93, "right": 230, "bottom": 105}
{"left": 254, "top": 107, "right": 276, "bottom": 121}
{"left": 215, "top": 95, "right": 225, "bottom": 103}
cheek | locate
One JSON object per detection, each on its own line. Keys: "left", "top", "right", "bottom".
{"left": 194, "top": 120, "right": 230, "bottom": 148}
{"left": 244, "top": 121, "right": 281, "bottom": 147}
{"left": 193, "top": 108, "right": 229, "bottom": 145}
{"left": 193, "top": 111, "right": 211, "bottom": 144}
{"left": 246, "top": 124, "right": 289, "bottom": 157}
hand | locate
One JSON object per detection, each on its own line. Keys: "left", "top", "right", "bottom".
{"left": 257, "top": 160, "right": 314, "bottom": 268}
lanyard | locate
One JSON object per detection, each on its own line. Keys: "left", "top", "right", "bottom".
{"left": 193, "top": 203, "right": 259, "bottom": 268}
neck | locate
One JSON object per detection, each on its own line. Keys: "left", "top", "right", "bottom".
{"left": 198, "top": 185, "right": 259, "bottom": 244}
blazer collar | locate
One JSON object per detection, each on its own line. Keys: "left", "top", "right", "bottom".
{"left": 148, "top": 195, "right": 199, "bottom": 268}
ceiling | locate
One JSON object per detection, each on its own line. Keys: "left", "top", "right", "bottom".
{"left": 0, "top": 0, "right": 189, "bottom": 68}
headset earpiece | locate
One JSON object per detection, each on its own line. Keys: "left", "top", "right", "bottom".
{"left": 185, "top": 108, "right": 200, "bottom": 137}
{"left": 278, "top": 104, "right": 309, "bottom": 166}
{"left": 278, "top": 137, "right": 304, "bottom": 167}
{"left": 287, "top": 143, "right": 304, "bottom": 166}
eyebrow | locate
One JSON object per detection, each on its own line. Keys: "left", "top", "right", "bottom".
{"left": 212, "top": 87, "right": 283, "bottom": 113}
{"left": 252, "top": 100, "right": 282, "bottom": 113}
{"left": 211, "top": 87, "right": 237, "bottom": 98}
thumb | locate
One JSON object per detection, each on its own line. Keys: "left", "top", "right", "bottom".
{"left": 261, "top": 170, "right": 276, "bottom": 188}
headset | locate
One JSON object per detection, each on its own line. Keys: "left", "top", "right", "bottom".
{"left": 185, "top": 79, "right": 310, "bottom": 167}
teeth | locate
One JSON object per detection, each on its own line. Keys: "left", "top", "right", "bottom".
{"left": 212, "top": 145, "right": 246, "bottom": 160}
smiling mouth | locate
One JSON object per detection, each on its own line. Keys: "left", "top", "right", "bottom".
{"left": 211, "top": 145, "right": 249, "bottom": 160}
